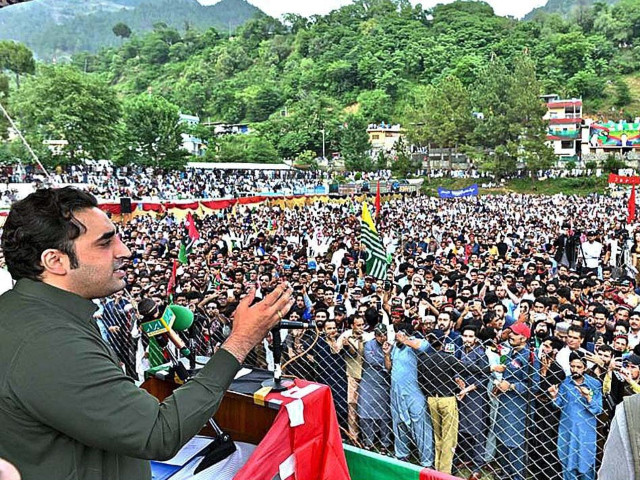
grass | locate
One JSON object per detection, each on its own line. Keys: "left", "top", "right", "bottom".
{"left": 420, "top": 175, "right": 610, "bottom": 196}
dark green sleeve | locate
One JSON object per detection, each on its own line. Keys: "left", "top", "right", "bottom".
{"left": 9, "top": 326, "right": 240, "bottom": 461}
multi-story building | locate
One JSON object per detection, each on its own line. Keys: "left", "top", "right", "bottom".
{"left": 367, "top": 123, "right": 405, "bottom": 154}
{"left": 542, "top": 94, "right": 582, "bottom": 162}
{"left": 179, "top": 114, "right": 206, "bottom": 157}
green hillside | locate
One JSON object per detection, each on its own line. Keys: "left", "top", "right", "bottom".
{"left": 524, "top": 0, "right": 618, "bottom": 20}
{"left": 4, "top": 0, "right": 640, "bottom": 173}
{"left": 0, "top": 0, "right": 263, "bottom": 59}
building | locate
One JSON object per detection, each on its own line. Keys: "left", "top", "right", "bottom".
{"left": 178, "top": 114, "right": 206, "bottom": 157}
{"left": 542, "top": 94, "right": 582, "bottom": 162}
{"left": 367, "top": 123, "right": 405, "bottom": 154}
{"left": 202, "top": 122, "right": 251, "bottom": 136}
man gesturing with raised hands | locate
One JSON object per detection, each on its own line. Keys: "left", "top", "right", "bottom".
{"left": 0, "top": 187, "right": 294, "bottom": 480}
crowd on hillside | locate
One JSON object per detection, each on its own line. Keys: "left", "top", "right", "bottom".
{"left": 84, "top": 188, "right": 640, "bottom": 480}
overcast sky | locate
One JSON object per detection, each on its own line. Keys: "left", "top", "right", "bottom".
{"left": 199, "top": 0, "right": 548, "bottom": 19}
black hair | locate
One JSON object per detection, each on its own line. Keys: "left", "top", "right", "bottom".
{"left": 460, "top": 325, "right": 477, "bottom": 336}
{"left": 567, "top": 325, "right": 585, "bottom": 338}
{"left": 2, "top": 187, "right": 98, "bottom": 281}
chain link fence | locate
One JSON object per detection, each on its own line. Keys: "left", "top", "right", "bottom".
{"left": 98, "top": 293, "right": 626, "bottom": 480}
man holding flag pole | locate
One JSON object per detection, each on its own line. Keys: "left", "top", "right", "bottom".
{"left": 360, "top": 201, "right": 389, "bottom": 281}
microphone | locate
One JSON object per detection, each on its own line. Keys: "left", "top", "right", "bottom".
{"left": 141, "top": 305, "right": 195, "bottom": 359}
{"left": 278, "top": 320, "right": 316, "bottom": 329}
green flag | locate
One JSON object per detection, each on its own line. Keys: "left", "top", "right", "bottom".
{"left": 361, "top": 202, "right": 389, "bottom": 280}
{"left": 178, "top": 238, "right": 194, "bottom": 264}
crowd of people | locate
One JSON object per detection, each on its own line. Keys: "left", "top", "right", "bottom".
{"left": 0, "top": 164, "right": 395, "bottom": 202}
{"left": 80, "top": 185, "right": 640, "bottom": 480}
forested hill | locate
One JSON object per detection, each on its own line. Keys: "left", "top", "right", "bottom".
{"left": 5, "top": 0, "right": 640, "bottom": 172}
{"left": 524, "top": 0, "right": 618, "bottom": 20}
{"left": 74, "top": 0, "right": 640, "bottom": 121}
{"left": 0, "top": 0, "right": 263, "bottom": 59}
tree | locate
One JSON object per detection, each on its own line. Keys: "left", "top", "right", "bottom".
{"left": 112, "top": 23, "right": 132, "bottom": 40}
{"left": 403, "top": 76, "right": 473, "bottom": 170}
{"left": 479, "top": 144, "right": 518, "bottom": 180}
{"left": 216, "top": 134, "right": 279, "bottom": 163}
{"left": 0, "top": 41, "right": 35, "bottom": 89}
{"left": 356, "top": 89, "right": 392, "bottom": 124}
{"left": 11, "top": 66, "right": 120, "bottom": 163}
{"left": 116, "top": 94, "right": 187, "bottom": 169}
{"left": 509, "top": 55, "right": 555, "bottom": 178}
{"left": 614, "top": 78, "right": 633, "bottom": 107}
{"left": 339, "top": 114, "right": 373, "bottom": 171}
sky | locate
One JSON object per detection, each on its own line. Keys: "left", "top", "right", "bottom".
{"left": 198, "top": 0, "right": 548, "bottom": 20}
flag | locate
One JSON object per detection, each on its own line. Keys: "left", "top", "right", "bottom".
{"left": 375, "top": 180, "right": 381, "bottom": 219}
{"left": 178, "top": 238, "right": 193, "bottom": 264}
{"left": 629, "top": 185, "right": 636, "bottom": 223}
{"left": 166, "top": 259, "right": 178, "bottom": 298}
{"left": 178, "top": 213, "right": 199, "bottom": 264}
{"left": 361, "top": 202, "right": 389, "bottom": 280}
{"left": 186, "top": 212, "right": 200, "bottom": 241}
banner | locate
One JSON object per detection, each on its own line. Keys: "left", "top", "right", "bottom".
{"left": 437, "top": 184, "right": 478, "bottom": 198}
{"left": 589, "top": 121, "right": 640, "bottom": 149}
{"left": 608, "top": 174, "right": 640, "bottom": 185}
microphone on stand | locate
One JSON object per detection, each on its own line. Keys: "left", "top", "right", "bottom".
{"left": 278, "top": 320, "right": 316, "bottom": 329}
{"left": 261, "top": 320, "right": 316, "bottom": 391}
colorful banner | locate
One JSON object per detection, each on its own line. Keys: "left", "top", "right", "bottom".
{"left": 437, "top": 184, "right": 478, "bottom": 198}
{"left": 589, "top": 121, "right": 640, "bottom": 149}
{"left": 99, "top": 193, "right": 405, "bottom": 221}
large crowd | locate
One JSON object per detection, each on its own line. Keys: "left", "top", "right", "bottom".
{"left": 0, "top": 164, "right": 395, "bottom": 203}
{"left": 0, "top": 169, "right": 636, "bottom": 479}
{"left": 75, "top": 183, "right": 640, "bottom": 480}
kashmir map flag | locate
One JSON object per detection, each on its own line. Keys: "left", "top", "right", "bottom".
{"left": 361, "top": 202, "right": 389, "bottom": 280}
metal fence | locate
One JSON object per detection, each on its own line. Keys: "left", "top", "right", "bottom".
{"left": 98, "top": 295, "right": 621, "bottom": 480}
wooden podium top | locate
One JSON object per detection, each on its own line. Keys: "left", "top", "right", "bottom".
{"left": 141, "top": 368, "right": 280, "bottom": 445}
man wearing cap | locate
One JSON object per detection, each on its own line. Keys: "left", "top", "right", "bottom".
{"left": 493, "top": 323, "right": 540, "bottom": 480}
{"left": 549, "top": 352, "right": 602, "bottom": 480}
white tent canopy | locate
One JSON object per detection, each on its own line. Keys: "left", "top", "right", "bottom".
{"left": 186, "top": 162, "right": 294, "bottom": 171}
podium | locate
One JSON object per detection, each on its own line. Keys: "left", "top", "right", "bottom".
{"left": 141, "top": 365, "right": 351, "bottom": 480}
{"left": 141, "top": 368, "right": 279, "bottom": 445}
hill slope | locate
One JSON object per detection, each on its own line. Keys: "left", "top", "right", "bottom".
{"left": 0, "top": 0, "right": 263, "bottom": 59}
{"left": 524, "top": 0, "right": 618, "bottom": 20}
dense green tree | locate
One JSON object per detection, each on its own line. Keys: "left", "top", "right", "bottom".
{"left": 10, "top": 66, "right": 120, "bottom": 163}
{"left": 356, "top": 89, "right": 393, "bottom": 124}
{"left": 112, "top": 22, "right": 132, "bottom": 40}
{"left": 116, "top": 94, "right": 187, "bottom": 169}
{"left": 614, "top": 78, "right": 633, "bottom": 107}
{"left": 403, "top": 76, "right": 473, "bottom": 168}
{"left": 0, "top": 41, "right": 35, "bottom": 89}
{"left": 216, "top": 134, "right": 279, "bottom": 163}
{"left": 339, "top": 115, "right": 372, "bottom": 171}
